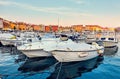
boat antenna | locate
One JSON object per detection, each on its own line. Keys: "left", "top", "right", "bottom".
{"left": 58, "top": 16, "right": 59, "bottom": 27}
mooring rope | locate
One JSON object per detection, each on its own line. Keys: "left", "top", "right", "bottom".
{"left": 56, "top": 62, "right": 62, "bottom": 79}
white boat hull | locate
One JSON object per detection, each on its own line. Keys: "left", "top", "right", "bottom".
{"left": 103, "top": 41, "right": 117, "bottom": 47}
{"left": 104, "top": 45, "right": 118, "bottom": 55}
{"left": 0, "top": 40, "right": 11, "bottom": 45}
{"left": 85, "top": 38, "right": 96, "bottom": 44}
{"left": 0, "top": 40, "right": 17, "bottom": 46}
{"left": 52, "top": 48, "right": 104, "bottom": 62}
{"left": 21, "top": 49, "right": 52, "bottom": 58}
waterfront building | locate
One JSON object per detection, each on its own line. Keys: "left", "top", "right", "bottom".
{"left": 72, "top": 25, "right": 83, "bottom": 32}
{"left": 85, "top": 25, "right": 102, "bottom": 32}
{"left": 51, "top": 25, "right": 58, "bottom": 32}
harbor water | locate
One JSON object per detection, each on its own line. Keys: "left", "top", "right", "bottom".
{"left": 0, "top": 43, "right": 120, "bottom": 79}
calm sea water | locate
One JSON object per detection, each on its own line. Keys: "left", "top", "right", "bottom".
{"left": 0, "top": 43, "right": 120, "bottom": 79}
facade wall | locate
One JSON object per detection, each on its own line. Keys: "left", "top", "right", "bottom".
{"left": 33, "top": 25, "right": 40, "bottom": 31}
{"left": 72, "top": 25, "right": 83, "bottom": 32}
{"left": 45, "top": 26, "right": 51, "bottom": 32}
{"left": 18, "top": 24, "right": 26, "bottom": 30}
{"left": 51, "top": 25, "right": 58, "bottom": 32}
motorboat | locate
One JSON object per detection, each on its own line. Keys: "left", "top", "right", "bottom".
{"left": 41, "top": 33, "right": 59, "bottom": 41}
{"left": 0, "top": 33, "right": 17, "bottom": 45}
{"left": 17, "top": 36, "right": 61, "bottom": 58}
{"left": 17, "top": 33, "right": 61, "bottom": 58}
{"left": 51, "top": 40, "right": 104, "bottom": 62}
{"left": 98, "top": 36, "right": 118, "bottom": 55}
{"left": 98, "top": 37, "right": 118, "bottom": 47}
{"left": 0, "top": 32, "right": 41, "bottom": 46}
{"left": 17, "top": 42, "right": 52, "bottom": 58}
{"left": 85, "top": 34, "right": 97, "bottom": 44}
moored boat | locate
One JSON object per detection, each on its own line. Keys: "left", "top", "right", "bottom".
{"left": 0, "top": 33, "right": 17, "bottom": 45}
{"left": 17, "top": 42, "right": 52, "bottom": 58}
{"left": 98, "top": 36, "right": 118, "bottom": 55}
{"left": 0, "top": 32, "right": 41, "bottom": 46}
{"left": 98, "top": 37, "right": 118, "bottom": 47}
{"left": 51, "top": 40, "right": 104, "bottom": 62}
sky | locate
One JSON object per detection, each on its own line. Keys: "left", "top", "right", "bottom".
{"left": 0, "top": 0, "right": 120, "bottom": 27}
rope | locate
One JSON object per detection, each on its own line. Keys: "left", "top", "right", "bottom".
{"left": 56, "top": 62, "right": 62, "bottom": 79}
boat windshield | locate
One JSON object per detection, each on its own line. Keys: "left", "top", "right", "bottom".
{"left": 108, "top": 38, "right": 114, "bottom": 40}
{"left": 101, "top": 38, "right": 106, "bottom": 40}
{"left": 27, "top": 39, "right": 32, "bottom": 42}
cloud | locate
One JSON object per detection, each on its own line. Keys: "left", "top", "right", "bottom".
{"left": 74, "top": 0, "right": 84, "bottom": 4}
{"left": 0, "top": 0, "right": 13, "bottom": 5}
{"left": 0, "top": 0, "right": 92, "bottom": 17}
{"left": 69, "top": 0, "right": 85, "bottom": 4}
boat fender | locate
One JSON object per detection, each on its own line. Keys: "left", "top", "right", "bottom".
{"left": 78, "top": 52, "right": 88, "bottom": 57}
{"left": 97, "top": 50, "right": 103, "bottom": 54}
{"left": 10, "top": 36, "right": 16, "bottom": 39}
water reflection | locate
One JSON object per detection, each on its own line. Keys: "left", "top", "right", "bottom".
{"left": 0, "top": 45, "right": 119, "bottom": 79}
{"left": 17, "top": 54, "right": 104, "bottom": 79}
{"left": 18, "top": 57, "right": 57, "bottom": 72}
{"left": 0, "top": 47, "right": 22, "bottom": 55}
{"left": 47, "top": 56, "right": 104, "bottom": 79}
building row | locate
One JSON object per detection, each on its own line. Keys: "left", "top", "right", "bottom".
{"left": 0, "top": 17, "right": 119, "bottom": 32}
